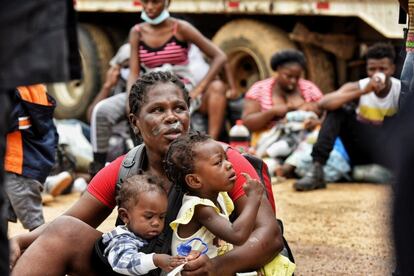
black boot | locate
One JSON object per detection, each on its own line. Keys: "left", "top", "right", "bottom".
{"left": 294, "top": 162, "right": 326, "bottom": 191}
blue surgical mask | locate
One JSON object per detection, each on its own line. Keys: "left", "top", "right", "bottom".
{"left": 140, "top": 9, "right": 170, "bottom": 25}
{"left": 120, "top": 68, "right": 130, "bottom": 80}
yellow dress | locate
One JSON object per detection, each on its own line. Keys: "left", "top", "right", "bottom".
{"left": 170, "top": 192, "right": 234, "bottom": 258}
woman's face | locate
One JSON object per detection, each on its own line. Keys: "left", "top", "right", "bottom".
{"left": 141, "top": 0, "right": 166, "bottom": 19}
{"left": 130, "top": 82, "right": 190, "bottom": 157}
{"left": 276, "top": 63, "right": 303, "bottom": 93}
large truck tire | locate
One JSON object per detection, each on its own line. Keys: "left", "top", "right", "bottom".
{"left": 213, "top": 19, "right": 296, "bottom": 96}
{"left": 301, "top": 44, "right": 335, "bottom": 93}
{"left": 48, "top": 24, "right": 115, "bottom": 119}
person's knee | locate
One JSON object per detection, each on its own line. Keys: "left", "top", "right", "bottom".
{"left": 207, "top": 80, "right": 226, "bottom": 97}
{"left": 45, "top": 216, "right": 87, "bottom": 242}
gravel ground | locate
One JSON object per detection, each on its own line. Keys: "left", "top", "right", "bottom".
{"left": 274, "top": 180, "right": 393, "bottom": 276}
{"left": 8, "top": 180, "right": 393, "bottom": 275}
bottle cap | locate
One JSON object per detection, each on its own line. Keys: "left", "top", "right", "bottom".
{"left": 236, "top": 120, "right": 243, "bottom": 125}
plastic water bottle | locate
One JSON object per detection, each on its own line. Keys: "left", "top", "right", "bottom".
{"left": 229, "top": 120, "right": 250, "bottom": 153}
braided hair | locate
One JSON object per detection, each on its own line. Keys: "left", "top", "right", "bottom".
{"left": 270, "top": 49, "right": 307, "bottom": 71}
{"left": 116, "top": 171, "right": 167, "bottom": 210}
{"left": 129, "top": 71, "right": 190, "bottom": 116}
{"left": 164, "top": 131, "right": 210, "bottom": 193}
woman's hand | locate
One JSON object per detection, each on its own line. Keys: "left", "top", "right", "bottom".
{"left": 226, "top": 87, "right": 238, "bottom": 99}
{"left": 189, "top": 86, "right": 204, "bottom": 100}
{"left": 9, "top": 237, "right": 22, "bottom": 270}
{"left": 182, "top": 254, "right": 217, "bottom": 276}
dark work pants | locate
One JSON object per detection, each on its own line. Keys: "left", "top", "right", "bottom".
{"left": 311, "top": 106, "right": 385, "bottom": 167}
{"left": 0, "top": 93, "right": 11, "bottom": 275}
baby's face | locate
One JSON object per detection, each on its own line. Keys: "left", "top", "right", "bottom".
{"left": 192, "top": 140, "right": 237, "bottom": 194}
{"left": 127, "top": 190, "right": 168, "bottom": 240}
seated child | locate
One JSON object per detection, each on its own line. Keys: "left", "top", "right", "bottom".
{"left": 164, "top": 132, "right": 264, "bottom": 258}
{"left": 165, "top": 132, "right": 296, "bottom": 275}
{"left": 100, "top": 173, "right": 186, "bottom": 275}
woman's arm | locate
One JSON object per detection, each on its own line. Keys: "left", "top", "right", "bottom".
{"left": 223, "top": 62, "right": 238, "bottom": 99}
{"left": 178, "top": 20, "right": 226, "bottom": 98}
{"left": 242, "top": 98, "right": 288, "bottom": 131}
{"left": 9, "top": 193, "right": 112, "bottom": 267}
{"left": 127, "top": 26, "right": 141, "bottom": 97}
{"left": 9, "top": 156, "right": 122, "bottom": 267}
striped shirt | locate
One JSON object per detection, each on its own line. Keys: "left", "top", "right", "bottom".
{"left": 102, "top": 225, "right": 157, "bottom": 275}
{"left": 135, "top": 22, "right": 189, "bottom": 69}
{"left": 407, "top": 0, "right": 414, "bottom": 52}
{"left": 245, "top": 77, "right": 323, "bottom": 112}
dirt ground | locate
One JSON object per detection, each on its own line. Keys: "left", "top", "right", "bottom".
{"left": 8, "top": 180, "right": 393, "bottom": 275}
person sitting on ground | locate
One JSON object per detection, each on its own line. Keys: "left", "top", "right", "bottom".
{"left": 165, "top": 132, "right": 295, "bottom": 275}
{"left": 242, "top": 49, "right": 323, "bottom": 174}
{"left": 294, "top": 43, "right": 401, "bottom": 191}
{"left": 128, "top": 0, "right": 235, "bottom": 140}
{"left": 4, "top": 84, "right": 58, "bottom": 232}
{"left": 9, "top": 71, "right": 282, "bottom": 275}
{"left": 99, "top": 173, "right": 186, "bottom": 275}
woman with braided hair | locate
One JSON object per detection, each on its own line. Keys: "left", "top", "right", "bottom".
{"left": 10, "top": 71, "right": 282, "bottom": 275}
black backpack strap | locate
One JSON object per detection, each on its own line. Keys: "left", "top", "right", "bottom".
{"left": 115, "top": 144, "right": 145, "bottom": 195}
{"left": 115, "top": 144, "right": 145, "bottom": 226}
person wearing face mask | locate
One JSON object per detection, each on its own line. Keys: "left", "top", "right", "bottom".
{"left": 128, "top": 0, "right": 236, "bottom": 141}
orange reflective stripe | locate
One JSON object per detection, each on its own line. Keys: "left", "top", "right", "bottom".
{"left": 4, "top": 131, "right": 23, "bottom": 175}
{"left": 18, "top": 117, "right": 32, "bottom": 129}
{"left": 17, "top": 84, "right": 50, "bottom": 106}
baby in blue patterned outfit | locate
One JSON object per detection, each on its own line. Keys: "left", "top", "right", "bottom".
{"left": 102, "top": 173, "right": 185, "bottom": 275}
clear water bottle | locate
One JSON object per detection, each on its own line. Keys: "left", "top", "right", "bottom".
{"left": 229, "top": 120, "right": 250, "bottom": 153}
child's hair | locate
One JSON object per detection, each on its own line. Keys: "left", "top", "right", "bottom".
{"left": 270, "top": 49, "right": 307, "bottom": 71}
{"left": 116, "top": 171, "right": 167, "bottom": 210}
{"left": 129, "top": 71, "right": 190, "bottom": 116}
{"left": 164, "top": 131, "right": 211, "bottom": 192}
{"left": 364, "top": 43, "right": 396, "bottom": 62}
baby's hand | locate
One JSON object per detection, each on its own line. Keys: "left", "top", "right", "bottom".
{"left": 154, "top": 254, "right": 186, "bottom": 272}
{"left": 185, "top": 250, "right": 201, "bottom": 261}
{"left": 241, "top": 173, "right": 264, "bottom": 200}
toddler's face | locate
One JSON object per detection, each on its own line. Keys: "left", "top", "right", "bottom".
{"left": 192, "top": 140, "right": 237, "bottom": 194}
{"left": 126, "top": 190, "right": 168, "bottom": 240}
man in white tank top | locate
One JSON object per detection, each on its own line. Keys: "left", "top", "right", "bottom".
{"left": 294, "top": 43, "right": 401, "bottom": 191}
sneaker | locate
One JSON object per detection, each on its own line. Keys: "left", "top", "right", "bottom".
{"left": 294, "top": 162, "right": 326, "bottom": 191}
{"left": 71, "top": 177, "right": 88, "bottom": 193}
{"left": 45, "top": 171, "right": 73, "bottom": 197}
